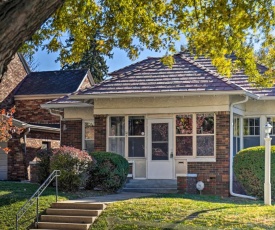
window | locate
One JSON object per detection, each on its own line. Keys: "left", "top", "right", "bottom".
{"left": 108, "top": 117, "right": 125, "bottom": 156}
{"left": 176, "top": 113, "right": 215, "bottom": 157}
{"left": 84, "top": 121, "right": 94, "bottom": 152}
{"left": 41, "top": 141, "right": 51, "bottom": 150}
{"left": 233, "top": 116, "right": 240, "bottom": 156}
{"left": 243, "top": 117, "right": 260, "bottom": 148}
{"left": 108, "top": 116, "right": 145, "bottom": 158}
{"left": 128, "top": 116, "right": 145, "bottom": 157}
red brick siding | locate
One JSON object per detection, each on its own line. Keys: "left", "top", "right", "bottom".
{"left": 14, "top": 99, "right": 60, "bottom": 124}
{"left": 94, "top": 115, "right": 107, "bottom": 151}
{"left": 183, "top": 111, "right": 230, "bottom": 197}
{"left": 0, "top": 54, "right": 27, "bottom": 108}
{"left": 61, "top": 120, "right": 82, "bottom": 149}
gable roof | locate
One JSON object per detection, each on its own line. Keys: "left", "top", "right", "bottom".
{"left": 15, "top": 69, "right": 90, "bottom": 95}
{"left": 74, "top": 53, "right": 247, "bottom": 98}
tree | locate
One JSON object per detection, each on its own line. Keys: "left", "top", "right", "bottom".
{"left": 60, "top": 34, "right": 110, "bottom": 83}
{"left": 0, "top": 0, "right": 65, "bottom": 81}
{"left": 1, "top": 0, "right": 275, "bottom": 86}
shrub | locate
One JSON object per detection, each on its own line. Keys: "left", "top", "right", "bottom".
{"left": 86, "top": 152, "right": 129, "bottom": 192}
{"left": 50, "top": 146, "right": 92, "bottom": 191}
{"left": 234, "top": 146, "right": 275, "bottom": 199}
{"left": 36, "top": 149, "right": 53, "bottom": 184}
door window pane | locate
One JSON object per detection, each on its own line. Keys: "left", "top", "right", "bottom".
{"left": 151, "top": 123, "right": 168, "bottom": 160}
{"left": 152, "top": 123, "right": 168, "bottom": 142}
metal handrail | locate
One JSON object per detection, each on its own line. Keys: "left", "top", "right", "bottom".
{"left": 15, "top": 170, "right": 61, "bottom": 230}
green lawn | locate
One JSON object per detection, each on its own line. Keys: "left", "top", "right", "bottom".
{"left": 0, "top": 181, "right": 106, "bottom": 230}
{"left": 92, "top": 194, "right": 275, "bottom": 230}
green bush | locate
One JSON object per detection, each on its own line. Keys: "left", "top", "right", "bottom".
{"left": 234, "top": 146, "right": 275, "bottom": 199}
{"left": 86, "top": 152, "right": 129, "bottom": 192}
{"left": 50, "top": 146, "right": 92, "bottom": 191}
{"left": 36, "top": 149, "right": 53, "bottom": 184}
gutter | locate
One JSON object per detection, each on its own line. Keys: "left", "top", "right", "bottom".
{"left": 230, "top": 96, "right": 256, "bottom": 199}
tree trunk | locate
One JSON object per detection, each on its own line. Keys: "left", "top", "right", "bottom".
{"left": 0, "top": 0, "right": 65, "bottom": 81}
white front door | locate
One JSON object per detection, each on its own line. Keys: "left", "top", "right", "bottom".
{"left": 147, "top": 119, "right": 174, "bottom": 179}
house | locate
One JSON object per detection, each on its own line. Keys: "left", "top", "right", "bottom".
{"left": 42, "top": 52, "right": 275, "bottom": 197}
{"left": 0, "top": 64, "right": 94, "bottom": 181}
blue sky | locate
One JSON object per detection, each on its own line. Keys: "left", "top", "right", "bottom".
{"left": 33, "top": 38, "right": 186, "bottom": 73}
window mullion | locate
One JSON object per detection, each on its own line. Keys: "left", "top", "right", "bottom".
{"left": 193, "top": 113, "right": 197, "bottom": 157}
{"left": 125, "top": 116, "right": 129, "bottom": 159}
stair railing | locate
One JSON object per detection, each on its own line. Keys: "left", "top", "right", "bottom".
{"left": 15, "top": 170, "right": 61, "bottom": 230}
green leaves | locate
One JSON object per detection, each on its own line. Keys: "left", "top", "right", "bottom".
{"left": 22, "top": 0, "right": 275, "bottom": 86}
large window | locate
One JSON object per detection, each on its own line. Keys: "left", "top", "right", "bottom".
{"left": 108, "top": 116, "right": 145, "bottom": 158}
{"left": 176, "top": 113, "right": 215, "bottom": 157}
{"left": 243, "top": 117, "right": 260, "bottom": 148}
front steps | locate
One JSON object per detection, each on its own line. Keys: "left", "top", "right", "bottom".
{"left": 123, "top": 179, "right": 178, "bottom": 193}
{"left": 30, "top": 201, "right": 106, "bottom": 230}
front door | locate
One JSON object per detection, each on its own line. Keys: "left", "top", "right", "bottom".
{"left": 147, "top": 119, "right": 173, "bottom": 179}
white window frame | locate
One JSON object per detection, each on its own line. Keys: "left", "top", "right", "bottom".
{"left": 107, "top": 115, "right": 145, "bottom": 159}
{"left": 175, "top": 113, "right": 216, "bottom": 159}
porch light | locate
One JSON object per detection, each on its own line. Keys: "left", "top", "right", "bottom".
{"left": 265, "top": 123, "right": 272, "bottom": 138}
{"left": 264, "top": 122, "right": 272, "bottom": 205}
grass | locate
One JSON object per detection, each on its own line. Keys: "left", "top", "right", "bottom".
{"left": 0, "top": 181, "right": 108, "bottom": 230}
{"left": 92, "top": 194, "right": 275, "bottom": 230}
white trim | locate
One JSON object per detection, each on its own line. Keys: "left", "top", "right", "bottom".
{"left": 70, "top": 90, "right": 247, "bottom": 100}
{"left": 14, "top": 94, "right": 65, "bottom": 100}
{"left": 41, "top": 103, "right": 93, "bottom": 109}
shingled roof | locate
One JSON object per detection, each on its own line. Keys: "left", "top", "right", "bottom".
{"left": 15, "top": 69, "right": 89, "bottom": 95}
{"left": 75, "top": 53, "right": 245, "bottom": 97}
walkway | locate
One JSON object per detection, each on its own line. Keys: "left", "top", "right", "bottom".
{"left": 68, "top": 192, "right": 156, "bottom": 204}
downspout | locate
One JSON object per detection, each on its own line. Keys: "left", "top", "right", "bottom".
{"left": 23, "top": 128, "right": 30, "bottom": 154}
{"left": 230, "top": 96, "right": 256, "bottom": 199}
{"left": 49, "top": 109, "right": 63, "bottom": 145}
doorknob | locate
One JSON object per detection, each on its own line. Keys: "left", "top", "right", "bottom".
{"left": 170, "top": 152, "right": 173, "bottom": 158}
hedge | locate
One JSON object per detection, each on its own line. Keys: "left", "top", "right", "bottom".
{"left": 234, "top": 146, "right": 275, "bottom": 199}
{"left": 86, "top": 152, "right": 129, "bottom": 192}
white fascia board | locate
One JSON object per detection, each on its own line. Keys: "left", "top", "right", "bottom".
{"left": 257, "top": 96, "right": 275, "bottom": 101}
{"left": 14, "top": 94, "right": 65, "bottom": 100}
{"left": 244, "top": 91, "right": 260, "bottom": 100}
{"left": 41, "top": 103, "right": 93, "bottom": 109}
{"left": 25, "top": 124, "right": 60, "bottom": 133}
{"left": 70, "top": 90, "right": 247, "bottom": 100}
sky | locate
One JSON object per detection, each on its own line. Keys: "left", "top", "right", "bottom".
{"left": 33, "top": 38, "right": 186, "bottom": 74}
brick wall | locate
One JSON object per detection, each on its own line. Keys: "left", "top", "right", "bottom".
{"left": 14, "top": 99, "right": 60, "bottom": 124}
{"left": 61, "top": 120, "right": 82, "bottom": 149}
{"left": 178, "top": 111, "right": 230, "bottom": 197}
{"left": 0, "top": 54, "right": 27, "bottom": 108}
{"left": 94, "top": 115, "right": 107, "bottom": 151}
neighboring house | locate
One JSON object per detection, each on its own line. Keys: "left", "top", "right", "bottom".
{"left": 42, "top": 52, "right": 275, "bottom": 197}
{"left": 0, "top": 64, "right": 94, "bottom": 181}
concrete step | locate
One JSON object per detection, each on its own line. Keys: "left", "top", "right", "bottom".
{"left": 51, "top": 202, "right": 106, "bottom": 210}
{"left": 46, "top": 208, "right": 102, "bottom": 216}
{"left": 40, "top": 215, "right": 96, "bottom": 224}
{"left": 36, "top": 222, "right": 90, "bottom": 230}
{"left": 124, "top": 179, "right": 177, "bottom": 188}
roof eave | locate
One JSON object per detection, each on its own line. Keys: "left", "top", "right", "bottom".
{"left": 70, "top": 90, "right": 250, "bottom": 100}
{"left": 41, "top": 102, "right": 93, "bottom": 109}
{"left": 15, "top": 94, "right": 66, "bottom": 100}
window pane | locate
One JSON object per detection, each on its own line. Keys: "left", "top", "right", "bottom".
{"left": 152, "top": 123, "right": 168, "bottom": 142}
{"left": 197, "top": 136, "right": 214, "bottom": 156}
{"left": 85, "top": 140, "right": 94, "bottom": 153}
{"left": 255, "top": 127, "right": 260, "bottom": 135}
{"left": 249, "top": 119, "right": 255, "bottom": 126}
{"left": 255, "top": 118, "right": 260, "bottom": 126}
{"left": 109, "top": 117, "right": 125, "bottom": 136}
{"left": 249, "top": 127, "right": 254, "bottom": 135}
{"left": 233, "top": 117, "right": 240, "bottom": 137}
{"left": 129, "top": 116, "right": 144, "bottom": 136}
{"left": 176, "top": 115, "right": 192, "bottom": 134}
{"left": 197, "top": 113, "right": 214, "bottom": 134}
{"left": 128, "top": 137, "right": 145, "bottom": 157}
{"left": 152, "top": 143, "right": 168, "bottom": 160}
{"left": 85, "top": 122, "right": 94, "bottom": 139}
{"left": 108, "top": 137, "right": 125, "bottom": 156}
{"left": 176, "top": 136, "right": 192, "bottom": 156}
